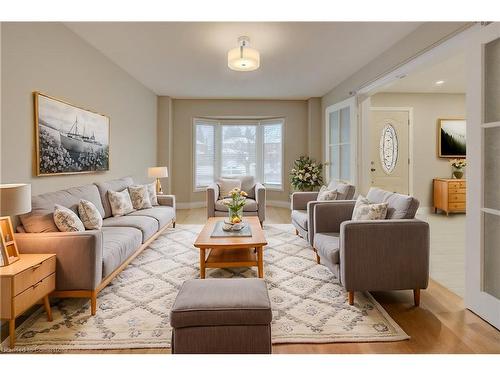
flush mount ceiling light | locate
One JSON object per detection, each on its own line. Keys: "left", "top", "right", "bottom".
{"left": 227, "top": 36, "right": 260, "bottom": 72}
{"left": 435, "top": 80, "right": 445, "bottom": 85}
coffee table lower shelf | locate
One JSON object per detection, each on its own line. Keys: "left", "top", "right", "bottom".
{"left": 199, "top": 247, "right": 264, "bottom": 279}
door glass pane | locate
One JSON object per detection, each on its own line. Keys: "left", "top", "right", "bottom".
{"left": 484, "top": 212, "right": 500, "bottom": 299}
{"left": 340, "top": 107, "right": 350, "bottom": 144}
{"left": 195, "top": 124, "right": 215, "bottom": 188}
{"left": 330, "top": 145, "right": 339, "bottom": 180}
{"left": 485, "top": 38, "right": 500, "bottom": 123}
{"left": 484, "top": 127, "right": 500, "bottom": 210}
{"left": 263, "top": 124, "right": 282, "bottom": 187}
{"left": 329, "top": 111, "right": 339, "bottom": 145}
{"left": 340, "top": 144, "right": 350, "bottom": 181}
{"left": 221, "top": 125, "right": 256, "bottom": 177}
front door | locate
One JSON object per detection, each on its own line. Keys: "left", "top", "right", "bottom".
{"left": 369, "top": 109, "right": 410, "bottom": 194}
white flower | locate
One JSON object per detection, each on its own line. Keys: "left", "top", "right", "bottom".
{"left": 305, "top": 172, "right": 310, "bottom": 178}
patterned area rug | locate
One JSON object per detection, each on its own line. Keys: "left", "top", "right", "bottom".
{"left": 1, "top": 224, "right": 408, "bottom": 352}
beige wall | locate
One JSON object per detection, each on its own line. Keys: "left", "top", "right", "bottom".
{"left": 1, "top": 23, "right": 157, "bottom": 195}
{"left": 157, "top": 96, "right": 173, "bottom": 194}
{"left": 371, "top": 92, "right": 466, "bottom": 207}
{"left": 169, "top": 99, "right": 312, "bottom": 204}
{"left": 307, "top": 97, "right": 322, "bottom": 162}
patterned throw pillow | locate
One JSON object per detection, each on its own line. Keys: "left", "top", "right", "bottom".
{"left": 317, "top": 185, "right": 338, "bottom": 201}
{"left": 128, "top": 185, "right": 153, "bottom": 210}
{"left": 108, "top": 189, "right": 135, "bottom": 217}
{"left": 53, "top": 204, "right": 85, "bottom": 232}
{"left": 146, "top": 182, "right": 158, "bottom": 206}
{"left": 78, "top": 199, "right": 103, "bottom": 230}
{"left": 351, "top": 195, "right": 388, "bottom": 221}
{"left": 218, "top": 178, "right": 242, "bottom": 198}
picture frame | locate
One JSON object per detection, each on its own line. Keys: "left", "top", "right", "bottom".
{"left": 0, "top": 216, "right": 20, "bottom": 267}
{"left": 437, "top": 119, "right": 466, "bottom": 158}
{"left": 34, "top": 92, "right": 110, "bottom": 176}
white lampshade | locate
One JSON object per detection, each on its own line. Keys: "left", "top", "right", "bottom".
{"left": 228, "top": 36, "right": 260, "bottom": 72}
{"left": 0, "top": 183, "right": 32, "bottom": 216}
{"left": 148, "top": 167, "right": 168, "bottom": 178}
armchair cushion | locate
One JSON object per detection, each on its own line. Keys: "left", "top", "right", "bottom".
{"left": 327, "top": 182, "right": 355, "bottom": 200}
{"left": 217, "top": 178, "right": 242, "bottom": 198}
{"left": 291, "top": 210, "right": 308, "bottom": 230}
{"left": 314, "top": 232, "right": 340, "bottom": 268}
{"left": 366, "top": 187, "right": 419, "bottom": 219}
{"left": 219, "top": 176, "right": 256, "bottom": 199}
{"left": 317, "top": 186, "right": 338, "bottom": 201}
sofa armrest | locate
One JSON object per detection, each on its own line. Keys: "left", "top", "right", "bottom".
{"left": 15, "top": 230, "right": 103, "bottom": 291}
{"left": 340, "top": 219, "right": 430, "bottom": 291}
{"left": 158, "top": 194, "right": 176, "bottom": 211}
{"left": 312, "top": 201, "right": 356, "bottom": 235}
{"left": 206, "top": 183, "right": 219, "bottom": 218}
{"left": 255, "top": 183, "right": 266, "bottom": 223}
{"left": 291, "top": 192, "right": 319, "bottom": 210}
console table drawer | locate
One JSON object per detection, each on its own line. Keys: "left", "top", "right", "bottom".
{"left": 13, "top": 256, "right": 56, "bottom": 296}
{"left": 13, "top": 273, "right": 55, "bottom": 317}
{"left": 449, "top": 202, "right": 466, "bottom": 211}
{"left": 449, "top": 193, "right": 466, "bottom": 202}
{"left": 449, "top": 188, "right": 466, "bottom": 194}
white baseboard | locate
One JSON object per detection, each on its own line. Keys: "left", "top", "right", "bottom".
{"left": 177, "top": 200, "right": 290, "bottom": 209}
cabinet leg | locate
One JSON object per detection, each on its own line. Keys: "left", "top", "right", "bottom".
{"left": 348, "top": 291, "right": 354, "bottom": 305}
{"left": 43, "top": 295, "right": 53, "bottom": 322}
{"left": 9, "top": 319, "right": 15, "bottom": 348}
{"left": 413, "top": 289, "right": 421, "bottom": 307}
{"left": 90, "top": 291, "right": 97, "bottom": 316}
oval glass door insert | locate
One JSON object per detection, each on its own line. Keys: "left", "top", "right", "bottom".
{"left": 379, "top": 123, "right": 398, "bottom": 174}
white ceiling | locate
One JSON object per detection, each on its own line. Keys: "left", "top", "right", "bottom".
{"left": 381, "top": 52, "right": 465, "bottom": 94}
{"left": 65, "top": 22, "right": 422, "bottom": 99}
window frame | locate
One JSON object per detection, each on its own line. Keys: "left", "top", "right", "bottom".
{"left": 192, "top": 117, "right": 285, "bottom": 192}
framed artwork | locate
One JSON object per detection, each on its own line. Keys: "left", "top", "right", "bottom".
{"left": 438, "top": 119, "right": 466, "bottom": 158}
{"left": 34, "top": 92, "right": 110, "bottom": 176}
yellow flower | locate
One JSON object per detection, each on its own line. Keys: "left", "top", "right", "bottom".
{"left": 240, "top": 191, "right": 248, "bottom": 197}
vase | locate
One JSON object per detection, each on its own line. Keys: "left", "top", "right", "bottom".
{"left": 228, "top": 207, "right": 243, "bottom": 224}
{"left": 453, "top": 170, "right": 464, "bottom": 179}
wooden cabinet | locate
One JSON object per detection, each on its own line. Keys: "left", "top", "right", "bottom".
{"left": 0, "top": 253, "right": 56, "bottom": 348}
{"left": 433, "top": 178, "right": 466, "bottom": 215}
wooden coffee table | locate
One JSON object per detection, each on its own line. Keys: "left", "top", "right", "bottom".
{"left": 194, "top": 217, "right": 268, "bottom": 278}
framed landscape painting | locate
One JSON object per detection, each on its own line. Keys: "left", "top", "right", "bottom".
{"left": 34, "top": 92, "right": 110, "bottom": 176}
{"left": 438, "top": 119, "right": 466, "bottom": 158}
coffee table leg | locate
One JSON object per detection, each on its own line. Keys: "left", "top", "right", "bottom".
{"left": 257, "top": 246, "right": 264, "bottom": 278}
{"left": 200, "top": 248, "right": 206, "bottom": 279}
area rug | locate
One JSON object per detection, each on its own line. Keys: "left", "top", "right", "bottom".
{"left": 1, "top": 224, "right": 408, "bottom": 352}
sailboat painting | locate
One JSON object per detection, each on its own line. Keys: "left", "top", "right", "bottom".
{"left": 34, "top": 92, "right": 110, "bottom": 176}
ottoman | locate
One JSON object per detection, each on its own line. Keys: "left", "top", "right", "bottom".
{"left": 170, "top": 278, "right": 272, "bottom": 354}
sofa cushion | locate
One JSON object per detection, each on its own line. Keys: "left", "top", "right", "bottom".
{"left": 128, "top": 206, "right": 175, "bottom": 228}
{"left": 102, "top": 215, "right": 158, "bottom": 242}
{"left": 101, "top": 227, "right": 142, "bottom": 278}
{"left": 170, "top": 278, "right": 272, "bottom": 328}
{"left": 95, "top": 177, "right": 134, "bottom": 218}
{"left": 220, "top": 175, "right": 256, "bottom": 199}
{"left": 314, "top": 232, "right": 340, "bottom": 266}
{"left": 217, "top": 178, "right": 241, "bottom": 198}
{"left": 291, "top": 209, "right": 308, "bottom": 230}
{"left": 20, "top": 184, "right": 104, "bottom": 233}
{"left": 366, "top": 187, "right": 419, "bottom": 219}
{"left": 215, "top": 198, "right": 258, "bottom": 212}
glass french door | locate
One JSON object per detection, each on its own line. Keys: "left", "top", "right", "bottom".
{"left": 465, "top": 22, "right": 500, "bottom": 329}
{"left": 325, "top": 97, "right": 357, "bottom": 185}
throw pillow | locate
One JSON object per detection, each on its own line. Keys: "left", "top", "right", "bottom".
{"left": 146, "top": 182, "right": 158, "bottom": 206}
{"left": 108, "top": 189, "right": 135, "bottom": 217}
{"left": 351, "top": 195, "right": 388, "bottom": 221}
{"left": 53, "top": 204, "right": 85, "bottom": 232}
{"left": 317, "top": 185, "right": 338, "bottom": 201}
{"left": 128, "top": 185, "right": 153, "bottom": 210}
{"left": 78, "top": 199, "right": 103, "bottom": 230}
{"left": 218, "top": 178, "right": 242, "bottom": 198}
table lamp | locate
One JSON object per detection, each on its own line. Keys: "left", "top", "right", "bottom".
{"left": 0, "top": 184, "right": 32, "bottom": 266}
{"left": 148, "top": 167, "right": 168, "bottom": 194}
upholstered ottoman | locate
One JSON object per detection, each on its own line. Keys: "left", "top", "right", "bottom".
{"left": 170, "top": 278, "right": 272, "bottom": 354}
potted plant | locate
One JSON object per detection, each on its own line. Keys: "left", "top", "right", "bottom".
{"left": 450, "top": 159, "right": 466, "bottom": 179}
{"left": 290, "top": 156, "right": 323, "bottom": 192}
{"left": 222, "top": 188, "right": 248, "bottom": 224}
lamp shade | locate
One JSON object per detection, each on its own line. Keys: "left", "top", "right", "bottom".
{"left": 0, "top": 184, "right": 32, "bottom": 216}
{"left": 228, "top": 36, "right": 260, "bottom": 72}
{"left": 148, "top": 167, "right": 168, "bottom": 178}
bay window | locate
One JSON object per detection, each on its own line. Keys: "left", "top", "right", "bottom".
{"left": 194, "top": 118, "right": 284, "bottom": 191}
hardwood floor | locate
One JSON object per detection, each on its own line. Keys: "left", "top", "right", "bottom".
{"left": 3, "top": 206, "right": 499, "bottom": 354}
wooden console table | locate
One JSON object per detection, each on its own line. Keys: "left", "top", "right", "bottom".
{"left": 433, "top": 178, "right": 466, "bottom": 215}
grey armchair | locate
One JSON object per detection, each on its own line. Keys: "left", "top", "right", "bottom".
{"left": 312, "top": 188, "right": 429, "bottom": 307}
{"left": 207, "top": 176, "right": 266, "bottom": 225}
{"left": 291, "top": 181, "right": 355, "bottom": 246}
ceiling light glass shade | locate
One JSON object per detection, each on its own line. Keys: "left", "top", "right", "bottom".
{"left": 227, "top": 37, "right": 260, "bottom": 72}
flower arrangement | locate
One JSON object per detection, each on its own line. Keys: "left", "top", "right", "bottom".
{"left": 222, "top": 188, "right": 248, "bottom": 223}
{"left": 290, "top": 156, "right": 323, "bottom": 191}
{"left": 450, "top": 159, "right": 467, "bottom": 179}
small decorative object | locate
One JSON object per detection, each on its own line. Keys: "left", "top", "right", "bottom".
{"left": 34, "top": 92, "right": 110, "bottom": 176}
{"left": 379, "top": 123, "right": 398, "bottom": 174}
{"left": 290, "top": 156, "right": 323, "bottom": 191}
{"left": 222, "top": 188, "right": 247, "bottom": 224}
{"left": 438, "top": 119, "right": 466, "bottom": 158}
{"left": 148, "top": 166, "right": 169, "bottom": 194}
{"left": 450, "top": 159, "right": 467, "bottom": 179}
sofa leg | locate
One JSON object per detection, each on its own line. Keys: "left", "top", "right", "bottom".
{"left": 348, "top": 291, "right": 354, "bottom": 305}
{"left": 413, "top": 289, "right": 420, "bottom": 307}
{"left": 172, "top": 221, "right": 176, "bottom": 228}
{"left": 295, "top": 229, "right": 299, "bottom": 236}
{"left": 313, "top": 248, "right": 320, "bottom": 264}
{"left": 91, "top": 291, "right": 97, "bottom": 316}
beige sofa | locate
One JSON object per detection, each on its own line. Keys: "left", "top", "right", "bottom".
{"left": 15, "top": 177, "right": 176, "bottom": 315}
